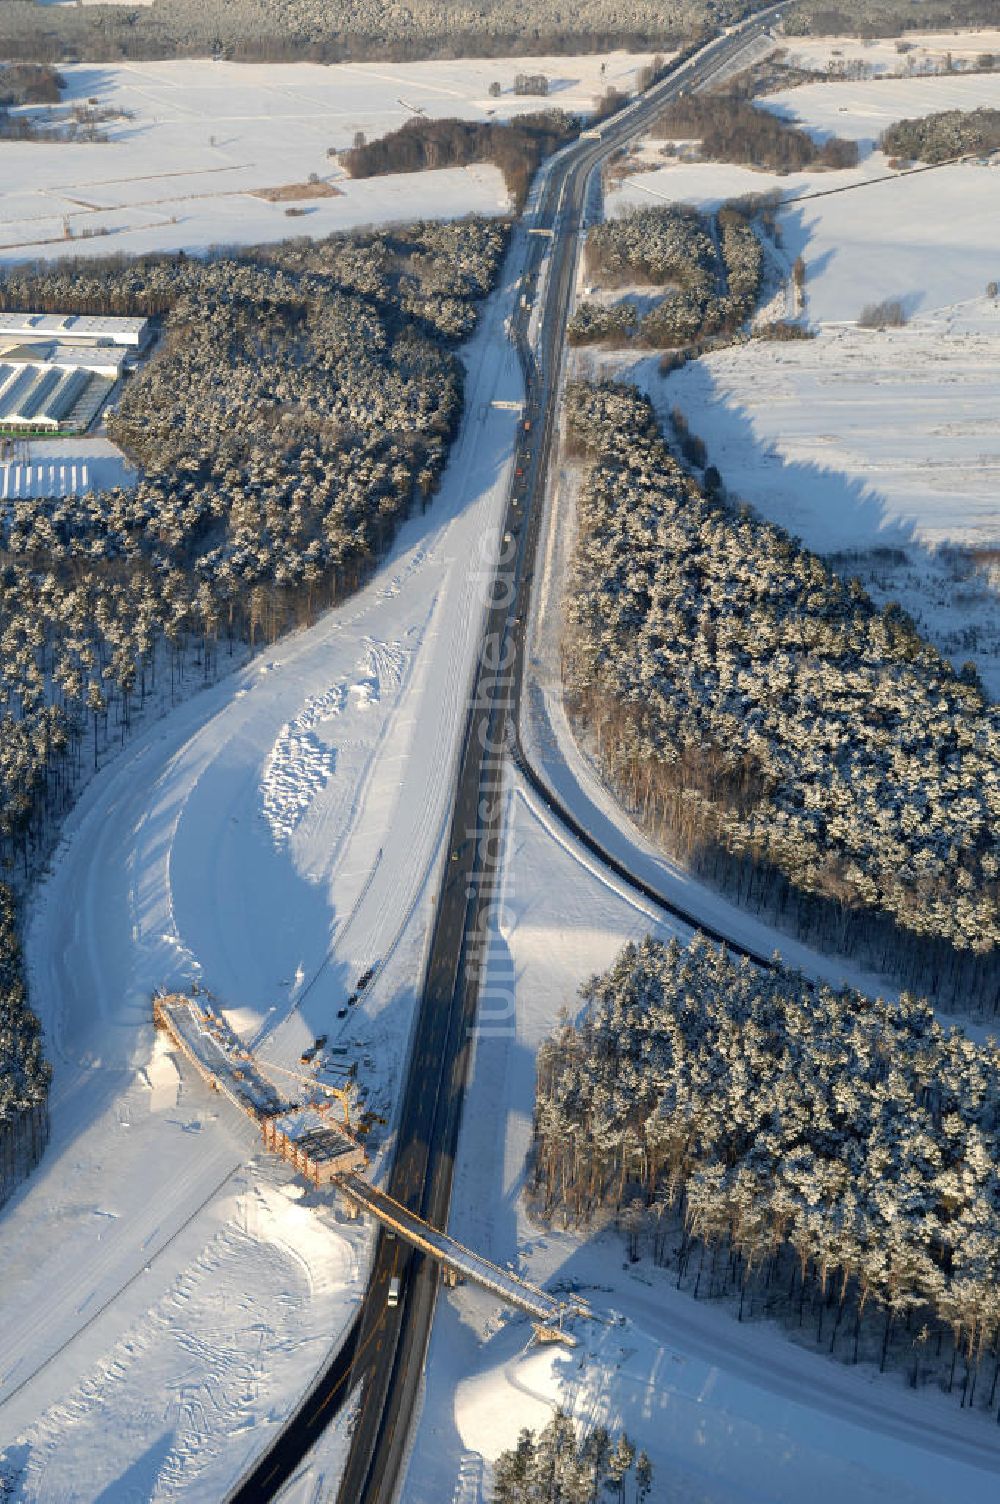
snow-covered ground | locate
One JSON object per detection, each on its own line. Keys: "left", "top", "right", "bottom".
{"left": 0, "top": 242, "right": 525, "bottom": 1498}
{"left": 763, "top": 68, "right": 1000, "bottom": 155}
{"left": 400, "top": 150, "right": 1000, "bottom": 1481}
{"left": 781, "top": 28, "right": 1000, "bottom": 78}
{"left": 4, "top": 44, "right": 1000, "bottom": 1502}
{"left": 601, "top": 69, "right": 1000, "bottom": 695}
{"left": 611, "top": 73, "right": 1000, "bottom": 323}
{"left": 0, "top": 53, "right": 655, "bottom": 262}
{"left": 0, "top": 435, "right": 134, "bottom": 498}
{"left": 401, "top": 776, "right": 1000, "bottom": 1504}
{"left": 643, "top": 306, "right": 1000, "bottom": 696}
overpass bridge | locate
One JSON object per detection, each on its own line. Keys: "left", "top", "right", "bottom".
{"left": 336, "top": 1173, "right": 589, "bottom": 1335}
{"left": 154, "top": 991, "right": 589, "bottom": 1341}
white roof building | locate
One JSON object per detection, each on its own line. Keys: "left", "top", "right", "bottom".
{"left": 0, "top": 314, "right": 141, "bottom": 433}
{"left": 0, "top": 312, "right": 150, "bottom": 349}
{"left": 0, "top": 341, "right": 127, "bottom": 378}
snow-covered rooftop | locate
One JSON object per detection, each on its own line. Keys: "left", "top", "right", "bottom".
{"left": 0, "top": 312, "right": 149, "bottom": 346}
{"left": 0, "top": 340, "right": 127, "bottom": 372}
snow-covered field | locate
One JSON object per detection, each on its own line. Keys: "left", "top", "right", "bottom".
{"left": 782, "top": 27, "right": 1000, "bottom": 78}
{"left": 0, "top": 435, "right": 134, "bottom": 498}
{"left": 644, "top": 305, "right": 1000, "bottom": 696}
{"left": 763, "top": 68, "right": 1000, "bottom": 154}
{"left": 613, "top": 145, "right": 1000, "bottom": 323}
{"left": 0, "top": 245, "right": 524, "bottom": 1498}
{"left": 0, "top": 53, "right": 654, "bottom": 262}
{"left": 401, "top": 775, "right": 1000, "bottom": 1504}
{"left": 601, "top": 68, "right": 1000, "bottom": 695}
{"left": 385, "top": 75, "right": 1000, "bottom": 1493}
{"left": 4, "top": 41, "right": 1000, "bottom": 1503}
{"left": 612, "top": 73, "right": 1000, "bottom": 322}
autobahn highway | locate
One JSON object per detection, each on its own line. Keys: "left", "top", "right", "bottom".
{"left": 227, "top": 11, "right": 785, "bottom": 1502}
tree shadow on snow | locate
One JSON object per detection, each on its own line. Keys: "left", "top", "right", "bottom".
{"left": 625, "top": 331, "right": 1000, "bottom": 702}
{"left": 758, "top": 97, "right": 882, "bottom": 161}
{"left": 651, "top": 353, "right": 923, "bottom": 552}
{"left": 90, "top": 1431, "right": 177, "bottom": 1504}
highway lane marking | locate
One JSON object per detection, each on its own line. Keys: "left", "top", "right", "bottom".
{"left": 309, "top": 1318, "right": 384, "bottom": 1426}
{"left": 327, "top": 19, "right": 778, "bottom": 1498}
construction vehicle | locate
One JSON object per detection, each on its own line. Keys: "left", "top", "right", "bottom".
{"left": 357, "top": 1108, "right": 387, "bottom": 1137}
{"left": 300, "top": 1034, "right": 328, "bottom": 1064}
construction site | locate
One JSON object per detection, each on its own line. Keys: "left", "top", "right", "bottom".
{"left": 153, "top": 990, "right": 590, "bottom": 1338}
{"left": 153, "top": 992, "right": 368, "bottom": 1184}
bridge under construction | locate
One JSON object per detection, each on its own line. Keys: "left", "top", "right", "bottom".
{"left": 154, "top": 992, "right": 589, "bottom": 1340}
{"left": 337, "top": 1174, "right": 589, "bottom": 1328}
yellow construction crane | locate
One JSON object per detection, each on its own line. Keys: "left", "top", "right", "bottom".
{"left": 257, "top": 1058, "right": 355, "bottom": 1131}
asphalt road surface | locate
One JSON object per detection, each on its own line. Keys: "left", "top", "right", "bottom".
{"left": 226, "top": 11, "right": 785, "bottom": 1502}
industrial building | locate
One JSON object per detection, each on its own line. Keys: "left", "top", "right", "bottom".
{"left": 0, "top": 312, "right": 150, "bottom": 350}
{"left": 0, "top": 313, "right": 150, "bottom": 436}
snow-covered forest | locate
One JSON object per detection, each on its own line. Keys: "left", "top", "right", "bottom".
{"left": 493, "top": 1412, "right": 653, "bottom": 1503}
{"left": 881, "top": 105, "right": 1000, "bottom": 162}
{"left": 0, "top": 886, "right": 47, "bottom": 1205}
{"left": 0, "top": 0, "right": 737, "bottom": 65}
{"left": 2, "top": 0, "right": 990, "bottom": 68}
{"left": 570, "top": 204, "right": 764, "bottom": 347}
{"left": 651, "top": 89, "right": 860, "bottom": 170}
{"left": 533, "top": 935, "right": 1000, "bottom": 1411}
{"left": 341, "top": 111, "right": 576, "bottom": 211}
{"left": 562, "top": 381, "right": 999, "bottom": 1007}
{"left": 784, "top": 0, "right": 998, "bottom": 38}
{"left": 0, "top": 217, "right": 506, "bottom": 1199}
